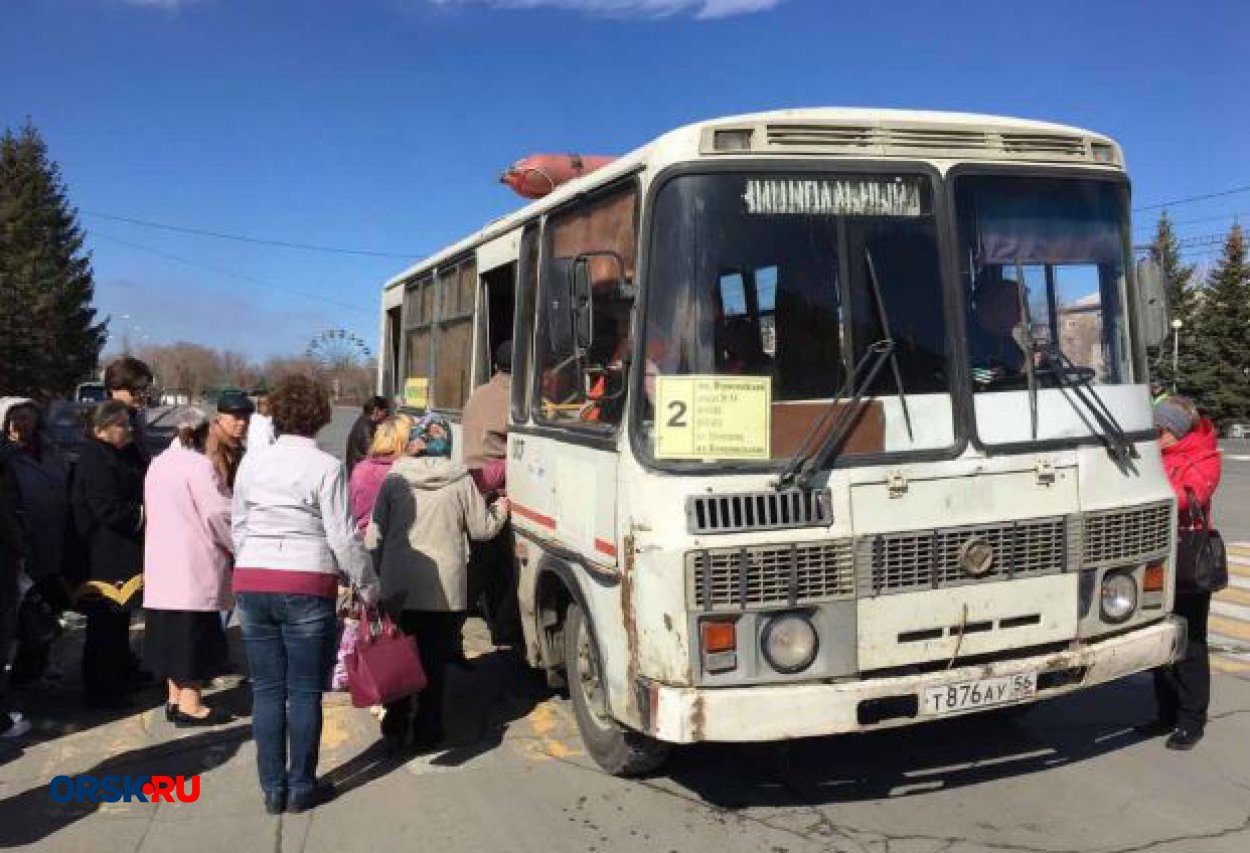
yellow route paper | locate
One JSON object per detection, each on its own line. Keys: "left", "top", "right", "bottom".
{"left": 403, "top": 377, "right": 429, "bottom": 409}
{"left": 654, "top": 375, "right": 772, "bottom": 460}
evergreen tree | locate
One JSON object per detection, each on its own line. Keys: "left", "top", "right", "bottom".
{"left": 0, "top": 121, "right": 106, "bottom": 396}
{"left": 1145, "top": 212, "right": 1198, "bottom": 393}
{"left": 1185, "top": 223, "right": 1250, "bottom": 428}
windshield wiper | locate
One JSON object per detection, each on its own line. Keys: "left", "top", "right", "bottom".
{"left": 864, "top": 249, "right": 914, "bottom": 442}
{"left": 1039, "top": 344, "right": 1137, "bottom": 465}
{"left": 774, "top": 339, "right": 897, "bottom": 491}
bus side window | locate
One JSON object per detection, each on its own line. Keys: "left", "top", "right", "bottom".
{"left": 535, "top": 184, "right": 638, "bottom": 429}
{"left": 511, "top": 224, "right": 540, "bottom": 424}
{"left": 401, "top": 273, "right": 436, "bottom": 410}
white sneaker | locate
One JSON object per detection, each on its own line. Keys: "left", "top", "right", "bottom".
{"left": 1, "top": 712, "right": 32, "bottom": 739}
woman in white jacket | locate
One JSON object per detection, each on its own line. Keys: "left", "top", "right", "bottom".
{"left": 366, "top": 413, "right": 509, "bottom": 752}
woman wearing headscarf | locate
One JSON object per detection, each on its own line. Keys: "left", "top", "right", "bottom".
{"left": 0, "top": 398, "right": 72, "bottom": 685}
{"left": 1143, "top": 396, "right": 1222, "bottom": 751}
{"left": 366, "top": 413, "right": 510, "bottom": 751}
{"left": 70, "top": 400, "right": 146, "bottom": 710}
{"left": 143, "top": 407, "right": 235, "bottom": 727}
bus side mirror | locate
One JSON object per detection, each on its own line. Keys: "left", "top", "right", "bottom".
{"left": 1135, "top": 258, "right": 1171, "bottom": 348}
{"left": 571, "top": 251, "right": 626, "bottom": 351}
{"left": 572, "top": 256, "right": 594, "bottom": 351}
{"left": 546, "top": 258, "right": 575, "bottom": 354}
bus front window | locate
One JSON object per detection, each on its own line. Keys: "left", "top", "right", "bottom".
{"left": 955, "top": 176, "right": 1133, "bottom": 393}
{"left": 641, "top": 172, "right": 954, "bottom": 466}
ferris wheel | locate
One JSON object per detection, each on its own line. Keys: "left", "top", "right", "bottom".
{"left": 305, "top": 328, "right": 372, "bottom": 368}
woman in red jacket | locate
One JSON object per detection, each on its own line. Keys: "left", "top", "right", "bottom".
{"left": 1144, "top": 396, "right": 1222, "bottom": 750}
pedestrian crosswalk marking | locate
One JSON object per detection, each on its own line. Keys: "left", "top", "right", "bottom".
{"left": 1212, "top": 542, "right": 1250, "bottom": 670}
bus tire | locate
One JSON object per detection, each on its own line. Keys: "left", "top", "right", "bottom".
{"left": 564, "top": 603, "right": 670, "bottom": 777}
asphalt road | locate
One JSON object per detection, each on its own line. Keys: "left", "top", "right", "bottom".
{"left": 2, "top": 408, "right": 1247, "bottom": 852}
{"left": 1213, "top": 442, "right": 1250, "bottom": 544}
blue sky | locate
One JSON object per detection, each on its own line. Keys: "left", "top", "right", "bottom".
{"left": 2, "top": 0, "right": 1247, "bottom": 360}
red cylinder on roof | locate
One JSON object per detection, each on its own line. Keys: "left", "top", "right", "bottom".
{"left": 500, "top": 154, "right": 617, "bottom": 199}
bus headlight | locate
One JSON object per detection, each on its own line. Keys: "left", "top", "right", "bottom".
{"left": 1100, "top": 572, "right": 1138, "bottom": 623}
{"left": 762, "top": 613, "right": 819, "bottom": 674}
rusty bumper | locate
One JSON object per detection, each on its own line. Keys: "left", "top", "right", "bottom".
{"left": 646, "top": 616, "right": 1185, "bottom": 743}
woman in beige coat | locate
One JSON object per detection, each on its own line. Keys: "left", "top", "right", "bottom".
{"left": 366, "top": 413, "right": 509, "bottom": 751}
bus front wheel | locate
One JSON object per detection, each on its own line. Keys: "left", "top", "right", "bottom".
{"left": 564, "top": 603, "right": 670, "bottom": 777}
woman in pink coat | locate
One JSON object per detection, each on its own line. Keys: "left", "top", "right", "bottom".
{"left": 143, "top": 408, "right": 235, "bottom": 727}
{"left": 348, "top": 414, "right": 413, "bottom": 534}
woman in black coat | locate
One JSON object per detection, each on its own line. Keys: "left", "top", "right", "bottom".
{"left": 70, "top": 400, "right": 146, "bottom": 709}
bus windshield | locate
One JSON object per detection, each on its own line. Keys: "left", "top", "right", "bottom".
{"left": 640, "top": 172, "right": 954, "bottom": 466}
{"left": 955, "top": 175, "right": 1133, "bottom": 392}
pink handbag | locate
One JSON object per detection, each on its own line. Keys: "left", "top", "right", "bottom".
{"left": 345, "top": 607, "right": 427, "bottom": 708}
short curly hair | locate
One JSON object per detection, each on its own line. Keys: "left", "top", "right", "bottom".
{"left": 269, "top": 375, "right": 332, "bottom": 438}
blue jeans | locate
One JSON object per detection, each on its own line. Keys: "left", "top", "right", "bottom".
{"left": 236, "top": 592, "right": 337, "bottom": 800}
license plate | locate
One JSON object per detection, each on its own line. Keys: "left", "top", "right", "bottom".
{"left": 922, "top": 672, "right": 1037, "bottom": 716}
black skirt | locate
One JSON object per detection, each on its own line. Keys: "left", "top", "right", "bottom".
{"left": 143, "top": 609, "right": 229, "bottom": 683}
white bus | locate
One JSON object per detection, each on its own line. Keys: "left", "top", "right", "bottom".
{"left": 378, "top": 108, "right": 1183, "bottom": 775}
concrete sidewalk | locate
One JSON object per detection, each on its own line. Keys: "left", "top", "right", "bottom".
{"left": 0, "top": 618, "right": 554, "bottom": 852}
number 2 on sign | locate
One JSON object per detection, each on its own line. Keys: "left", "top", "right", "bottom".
{"left": 666, "top": 400, "right": 688, "bottom": 428}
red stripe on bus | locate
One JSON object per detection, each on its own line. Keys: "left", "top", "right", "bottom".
{"left": 594, "top": 538, "right": 617, "bottom": 558}
{"left": 512, "top": 502, "right": 556, "bottom": 529}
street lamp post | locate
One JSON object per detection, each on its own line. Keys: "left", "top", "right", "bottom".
{"left": 1171, "top": 318, "right": 1183, "bottom": 393}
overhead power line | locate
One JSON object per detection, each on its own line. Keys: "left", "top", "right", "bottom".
{"left": 82, "top": 210, "right": 419, "bottom": 260}
{"left": 91, "top": 231, "right": 371, "bottom": 314}
{"left": 1133, "top": 209, "right": 1248, "bottom": 232}
{"left": 1133, "top": 184, "right": 1250, "bottom": 213}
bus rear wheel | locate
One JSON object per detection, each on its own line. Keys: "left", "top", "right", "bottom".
{"left": 564, "top": 603, "right": 670, "bottom": 777}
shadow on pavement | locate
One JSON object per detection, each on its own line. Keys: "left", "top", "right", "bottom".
{"left": 322, "top": 645, "right": 548, "bottom": 789}
{"left": 662, "top": 676, "right": 1157, "bottom": 809}
{"left": 13, "top": 623, "right": 253, "bottom": 748}
{"left": 0, "top": 726, "right": 250, "bottom": 848}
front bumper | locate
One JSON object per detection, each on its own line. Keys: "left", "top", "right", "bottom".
{"left": 646, "top": 616, "right": 1185, "bottom": 743}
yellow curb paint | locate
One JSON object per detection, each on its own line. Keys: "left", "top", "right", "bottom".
{"left": 1211, "top": 656, "right": 1250, "bottom": 674}
{"left": 518, "top": 700, "right": 579, "bottom": 761}
{"left": 1210, "top": 614, "right": 1250, "bottom": 643}
{"left": 319, "top": 707, "right": 352, "bottom": 751}
{"left": 1216, "top": 586, "right": 1250, "bottom": 607}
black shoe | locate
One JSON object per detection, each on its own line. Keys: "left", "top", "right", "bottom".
{"left": 173, "top": 707, "right": 234, "bottom": 728}
{"left": 1134, "top": 718, "right": 1175, "bottom": 737}
{"left": 263, "top": 791, "right": 286, "bottom": 815}
{"left": 1165, "top": 727, "right": 1204, "bottom": 751}
{"left": 286, "top": 782, "right": 335, "bottom": 814}
{"left": 165, "top": 703, "right": 178, "bottom": 723}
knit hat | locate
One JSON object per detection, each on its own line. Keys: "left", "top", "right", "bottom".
{"left": 1153, "top": 398, "right": 1194, "bottom": 440}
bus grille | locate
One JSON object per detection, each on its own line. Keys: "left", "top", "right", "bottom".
{"left": 857, "top": 516, "right": 1071, "bottom": 596}
{"left": 686, "top": 489, "right": 831, "bottom": 534}
{"left": 690, "top": 541, "right": 855, "bottom": 610}
{"left": 1081, "top": 502, "right": 1172, "bottom": 567}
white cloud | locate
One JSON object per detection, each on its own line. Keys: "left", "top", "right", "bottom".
{"left": 426, "top": 0, "right": 785, "bottom": 19}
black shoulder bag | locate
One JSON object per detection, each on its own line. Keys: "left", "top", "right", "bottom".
{"left": 1175, "top": 487, "right": 1228, "bottom": 594}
